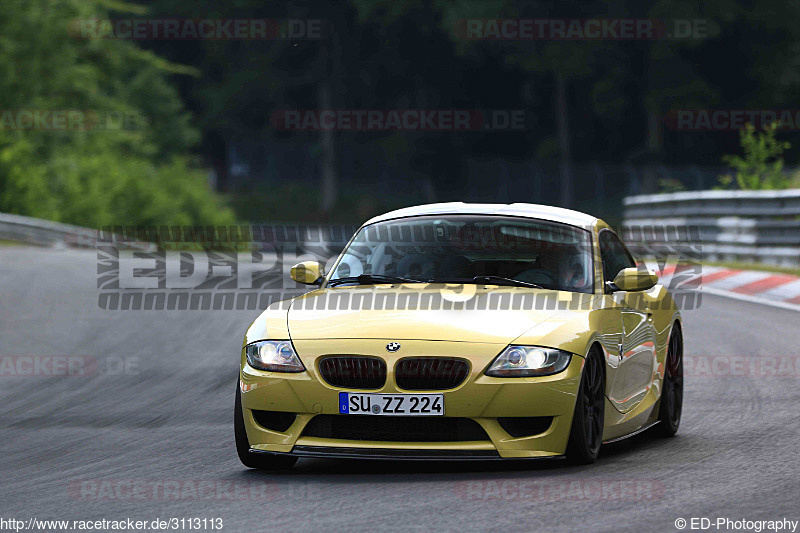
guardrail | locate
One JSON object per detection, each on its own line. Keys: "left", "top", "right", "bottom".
{"left": 0, "top": 212, "right": 102, "bottom": 248}
{"left": 622, "top": 189, "right": 800, "bottom": 267}
{"left": 0, "top": 213, "right": 349, "bottom": 253}
{"left": 0, "top": 212, "right": 158, "bottom": 250}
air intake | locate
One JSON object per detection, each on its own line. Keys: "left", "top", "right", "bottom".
{"left": 302, "top": 415, "right": 489, "bottom": 442}
{"left": 318, "top": 356, "right": 387, "bottom": 389}
{"left": 395, "top": 357, "right": 470, "bottom": 390}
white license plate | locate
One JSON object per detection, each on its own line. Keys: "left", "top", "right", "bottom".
{"left": 339, "top": 392, "right": 444, "bottom": 416}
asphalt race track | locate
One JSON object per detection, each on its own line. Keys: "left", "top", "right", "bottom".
{"left": 2, "top": 246, "right": 799, "bottom": 532}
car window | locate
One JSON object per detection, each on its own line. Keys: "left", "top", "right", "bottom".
{"left": 329, "top": 215, "right": 595, "bottom": 294}
{"left": 598, "top": 230, "right": 635, "bottom": 283}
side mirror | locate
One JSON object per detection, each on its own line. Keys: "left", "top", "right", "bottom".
{"left": 290, "top": 261, "right": 324, "bottom": 285}
{"left": 607, "top": 267, "right": 658, "bottom": 292}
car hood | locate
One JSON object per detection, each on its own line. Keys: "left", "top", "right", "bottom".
{"left": 286, "top": 284, "right": 599, "bottom": 345}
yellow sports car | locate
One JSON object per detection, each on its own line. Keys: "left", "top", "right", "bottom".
{"left": 235, "top": 203, "right": 683, "bottom": 467}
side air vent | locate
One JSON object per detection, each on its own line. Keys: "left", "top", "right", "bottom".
{"left": 497, "top": 416, "right": 553, "bottom": 438}
{"left": 252, "top": 410, "right": 297, "bottom": 432}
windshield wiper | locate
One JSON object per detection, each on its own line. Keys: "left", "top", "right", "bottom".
{"left": 469, "top": 276, "right": 544, "bottom": 289}
{"left": 422, "top": 276, "right": 544, "bottom": 288}
{"left": 327, "top": 274, "right": 425, "bottom": 287}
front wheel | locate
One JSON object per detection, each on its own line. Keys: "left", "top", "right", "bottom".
{"left": 234, "top": 384, "right": 297, "bottom": 470}
{"left": 655, "top": 324, "right": 683, "bottom": 437}
{"left": 565, "top": 347, "right": 605, "bottom": 464}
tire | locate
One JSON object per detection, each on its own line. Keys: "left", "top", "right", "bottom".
{"left": 565, "top": 347, "right": 605, "bottom": 465}
{"left": 655, "top": 323, "right": 683, "bottom": 437}
{"left": 234, "top": 384, "right": 297, "bottom": 470}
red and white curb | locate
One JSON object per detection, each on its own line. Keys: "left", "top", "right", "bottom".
{"left": 643, "top": 262, "right": 800, "bottom": 312}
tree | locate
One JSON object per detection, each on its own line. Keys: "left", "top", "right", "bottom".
{"left": 720, "top": 123, "right": 791, "bottom": 190}
{"left": 0, "top": 0, "right": 235, "bottom": 227}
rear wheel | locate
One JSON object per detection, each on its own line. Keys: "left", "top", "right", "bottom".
{"left": 234, "top": 385, "right": 297, "bottom": 470}
{"left": 566, "top": 347, "right": 605, "bottom": 464}
{"left": 655, "top": 324, "right": 683, "bottom": 437}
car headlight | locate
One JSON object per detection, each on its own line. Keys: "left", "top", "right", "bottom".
{"left": 485, "top": 346, "right": 572, "bottom": 377}
{"left": 245, "top": 340, "right": 305, "bottom": 372}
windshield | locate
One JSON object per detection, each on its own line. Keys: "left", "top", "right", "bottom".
{"left": 328, "top": 215, "right": 594, "bottom": 293}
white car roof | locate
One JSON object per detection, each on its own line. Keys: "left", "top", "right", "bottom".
{"left": 363, "top": 202, "right": 599, "bottom": 229}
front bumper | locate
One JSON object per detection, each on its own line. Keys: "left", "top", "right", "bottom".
{"left": 254, "top": 446, "right": 505, "bottom": 461}
{"left": 240, "top": 339, "right": 584, "bottom": 459}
